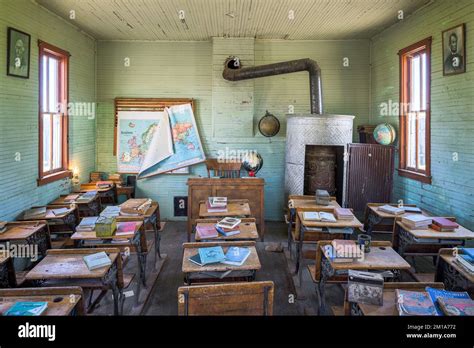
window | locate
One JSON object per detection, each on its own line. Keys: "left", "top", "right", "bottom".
{"left": 38, "top": 41, "right": 71, "bottom": 185}
{"left": 398, "top": 37, "right": 432, "bottom": 184}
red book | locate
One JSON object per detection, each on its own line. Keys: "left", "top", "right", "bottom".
{"left": 432, "top": 217, "right": 459, "bottom": 229}
{"left": 116, "top": 222, "right": 137, "bottom": 235}
{"left": 196, "top": 225, "right": 218, "bottom": 239}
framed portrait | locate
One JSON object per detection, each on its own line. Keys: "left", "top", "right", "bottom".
{"left": 7, "top": 27, "right": 31, "bottom": 79}
{"left": 442, "top": 24, "right": 466, "bottom": 76}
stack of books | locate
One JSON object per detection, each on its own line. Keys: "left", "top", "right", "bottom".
{"left": 196, "top": 225, "right": 218, "bottom": 239}
{"left": 24, "top": 207, "right": 47, "bottom": 219}
{"left": 215, "top": 217, "right": 241, "bottom": 236}
{"left": 83, "top": 251, "right": 112, "bottom": 270}
{"left": 324, "top": 239, "right": 362, "bottom": 263}
{"left": 5, "top": 301, "right": 48, "bottom": 316}
{"left": 401, "top": 214, "right": 432, "bottom": 230}
{"left": 0, "top": 221, "right": 7, "bottom": 234}
{"left": 453, "top": 248, "right": 474, "bottom": 275}
{"left": 303, "top": 211, "right": 337, "bottom": 222}
{"left": 95, "top": 181, "right": 114, "bottom": 189}
{"left": 429, "top": 217, "right": 459, "bottom": 232}
{"left": 189, "top": 246, "right": 251, "bottom": 267}
{"left": 76, "top": 217, "right": 98, "bottom": 232}
{"left": 206, "top": 197, "right": 228, "bottom": 213}
{"left": 120, "top": 198, "right": 152, "bottom": 215}
{"left": 334, "top": 208, "right": 354, "bottom": 220}
{"left": 63, "top": 193, "right": 81, "bottom": 203}
{"left": 425, "top": 287, "right": 472, "bottom": 316}
{"left": 378, "top": 204, "right": 404, "bottom": 215}
{"left": 396, "top": 289, "right": 438, "bottom": 316}
{"left": 315, "top": 190, "right": 331, "bottom": 205}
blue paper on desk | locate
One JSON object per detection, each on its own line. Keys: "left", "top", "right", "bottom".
{"left": 5, "top": 302, "right": 48, "bottom": 316}
{"left": 198, "top": 246, "right": 225, "bottom": 265}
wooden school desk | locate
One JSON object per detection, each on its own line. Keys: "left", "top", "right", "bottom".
{"left": 119, "top": 200, "right": 162, "bottom": 262}
{"left": 80, "top": 183, "right": 117, "bottom": 205}
{"left": 435, "top": 248, "right": 474, "bottom": 297}
{"left": 71, "top": 219, "right": 147, "bottom": 301}
{"left": 0, "top": 286, "right": 85, "bottom": 316}
{"left": 17, "top": 205, "right": 79, "bottom": 235}
{"left": 317, "top": 243, "right": 410, "bottom": 314}
{"left": 182, "top": 241, "right": 260, "bottom": 285}
{"left": 25, "top": 248, "right": 123, "bottom": 315}
{"left": 363, "top": 203, "right": 428, "bottom": 235}
{"left": 50, "top": 193, "right": 101, "bottom": 217}
{"left": 295, "top": 207, "right": 363, "bottom": 279}
{"left": 0, "top": 221, "right": 50, "bottom": 263}
{"left": 187, "top": 177, "right": 265, "bottom": 241}
{"left": 393, "top": 219, "right": 474, "bottom": 262}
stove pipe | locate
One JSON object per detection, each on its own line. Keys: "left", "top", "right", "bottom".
{"left": 222, "top": 57, "right": 323, "bottom": 115}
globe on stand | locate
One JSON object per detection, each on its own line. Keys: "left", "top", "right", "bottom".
{"left": 242, "top": 152, "right": 263, "bottom": 177}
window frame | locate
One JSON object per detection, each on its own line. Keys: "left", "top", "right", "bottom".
{"left": 398, "top": 37, "right": 432, "bottom": 184}
{"left": 38, "top": 41, "right": 71, "bottom": 186}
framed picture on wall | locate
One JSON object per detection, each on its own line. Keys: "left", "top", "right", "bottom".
{"left": 442, "top": 23, "right": 466, "bottom": 76}
{"left": 7, "top": 27, "right": 31, "bottom": 78}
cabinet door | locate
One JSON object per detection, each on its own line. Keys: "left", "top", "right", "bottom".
{"left": 346, "top": 144, "right": 394, "bottom": 213}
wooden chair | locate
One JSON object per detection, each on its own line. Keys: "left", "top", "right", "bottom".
{"left": 178, "top": 281, "right": 274, "bottom": 315}
{"left": 89, "top": 171, "right": 106, "bottom": 182}
{"left": 205, "top": 158, "right": 242, "bottom": 178}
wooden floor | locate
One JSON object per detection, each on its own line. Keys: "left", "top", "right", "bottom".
{"left": 91, "top": 221, "right": 437, "bottom": 315}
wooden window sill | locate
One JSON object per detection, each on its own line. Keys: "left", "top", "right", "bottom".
{"left": 37, "top": 170, "right": 72, "bottom": 186}
{"left": 397, "top": 168, "right": 432, "bottom": 184}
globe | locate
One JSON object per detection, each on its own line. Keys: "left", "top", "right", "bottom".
{"left": 373, "top": 123, "right": 396, "bottom": 145}
{"left": 242, "top": 152, "right": 263, "bottom": 176}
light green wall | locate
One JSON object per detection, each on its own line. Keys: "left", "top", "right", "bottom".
{"left": 96, "top": 38, "right": 370, "bottom": 220}
{"left": 0, "top": 0, "right": 96, "bottom": 220}
{"left": 370, "top": 0, "right": 474, "bottom": 229}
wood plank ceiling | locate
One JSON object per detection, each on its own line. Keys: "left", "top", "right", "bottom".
{"left": 36, "top": 0, "right": 433, "bottom": 40}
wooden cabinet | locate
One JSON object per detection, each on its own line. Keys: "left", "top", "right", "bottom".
{"left": 187, "top": 178, "right": 265, "bottom": 241}
{"left": 346, "top": 144, "right": 395, "bottom": 214}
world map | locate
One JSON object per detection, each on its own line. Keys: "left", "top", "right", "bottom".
{"left": 140, "top": 103, "right": 205, "bottom": 176}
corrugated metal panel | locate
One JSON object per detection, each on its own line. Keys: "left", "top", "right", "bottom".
{"left": 36, "top": 0, "right": 432, "bottom": 41}
{"left": 346, "top": 144, "right": 394, "bottom": 212}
